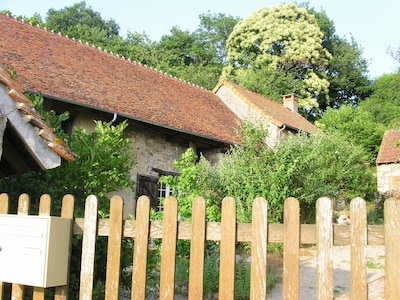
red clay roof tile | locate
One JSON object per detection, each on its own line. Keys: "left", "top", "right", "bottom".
{"left": 0, "top": 15, "right": 241, "bottom": 144}
{"left": 376, "top": 129, "right": 400, "bottom": 165}
{"left": 0, "top": 63, "right": 76, "bottom": 162}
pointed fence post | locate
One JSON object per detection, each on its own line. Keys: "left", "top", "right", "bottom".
{"left": 219, "top": 197, "right": 236, "bottom": 300}
{"left": 159, "top": 196, "right": 178, "bottom": 300}
{"left": 350, "top": 197, "right": 367, "bottom": 300}
{"left": 0, "top": 193, "right": 9, "bottom": 300}
{"left": 79, "top": 195, "right": 98, "bottom": 299}
{"left": 250, "top": 197, "right": 268, "bottom": 300}
{"left": 105, "top": 195, "right": 124, "bottom": 300}
{"left": 33, "top": 194, "right": 52, "bottom": 300}
{"left": 316, "top": 197, "right": 333, "bottom": 300}
{"left": 131, "top": 195, "right": 150, "bottom": 300}
{"left": 11, "top": 194, "right": 30, "bottom": 300}
{"left": 283, "top": 197, "right": 300, "bottom": 300}
{"left": 385, "top": 197, "right": 400, "bottom": 299}
{"left": 55, "top": 194, "right": 75, "bottom": 300}
{"left": 188, "top": 196, "right": 206, "bottom": 300}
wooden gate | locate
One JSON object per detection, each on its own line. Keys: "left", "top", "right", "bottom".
{"left": 0, "top": 193, "right": 399, "bottom": 299}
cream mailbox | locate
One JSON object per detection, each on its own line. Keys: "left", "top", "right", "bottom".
{"left": 0, "top": 215, "right": 72, "bottom": 287}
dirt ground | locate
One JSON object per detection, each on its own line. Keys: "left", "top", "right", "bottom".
{"left": 267, "top": 245, "right": 385, "bottom": 299}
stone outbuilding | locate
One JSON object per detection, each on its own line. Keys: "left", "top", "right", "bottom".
{"left": 376, "top": 129, "right": 400, "bottom": 193}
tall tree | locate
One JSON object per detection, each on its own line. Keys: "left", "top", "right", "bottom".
{"left": 308, "top": 6, "right": 372, "bottom": 111}
{"left": 223, "top": 3, "right": 332, "bottom": 117}
{"left": 223, "top": 3, "right": 373, "bottom": 120}
{"left": 195, "top": 12, "right": 240, "bottom": 65}
{"left": 45, "top": 1, "right": 121, "bottom": 47}
{"left": 358, "top": 72, "right": 400, "bottom": 127}
{"left": 154, "top": 13, "right": 239, "bottom": 89}
{"left": 317, "top": 105, "right": 385, "bottom": 162}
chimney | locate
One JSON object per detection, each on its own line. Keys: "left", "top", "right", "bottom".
{"left": 283, "top": 93, "right": 298, "bottom": 113}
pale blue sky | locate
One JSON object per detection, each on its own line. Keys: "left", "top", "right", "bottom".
{"left": 1, "top": 0, "right": 399, "bottom": 78}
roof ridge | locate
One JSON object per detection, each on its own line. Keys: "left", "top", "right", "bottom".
{"left": 3, "top": 13, "right": 211, "bottom": 94}
{"left": 220, "top": 79, "right": 284, "bottom": 126}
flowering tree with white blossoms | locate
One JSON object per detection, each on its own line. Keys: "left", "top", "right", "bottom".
{"left": 223, "top": 3, "right": 331, "bottom": 116}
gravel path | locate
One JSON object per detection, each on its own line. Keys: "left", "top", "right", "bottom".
{"left": 267, "top": 245, "right": 385, "bottom": 299}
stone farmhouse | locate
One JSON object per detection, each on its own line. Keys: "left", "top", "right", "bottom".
{"left": 376, "top": 129, "right": 400, "bottom": 193}
{"left": 0, "top": 14, "right": 317, "bottom": 215}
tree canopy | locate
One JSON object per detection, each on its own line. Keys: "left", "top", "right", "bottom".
{"left": 223, "top": 4, "right": 331, "bottom": 114}
{"left": 45, "top": 1, "right": 121, "bottom": 46}
{"left": 317, "top": 105, "right": 385, "bottom": 162}
{"left": 358, "top": 72, "right": 400, "bottom": 128}
{"left": 222, "top": 3, "right": 372, "bottom": 120}
{"left": 308, "top": 6, "right": 372, "bottom": 111}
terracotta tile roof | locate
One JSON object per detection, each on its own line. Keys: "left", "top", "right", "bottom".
{"left": 213, "top": 80, "right": 318, "bottom": 134}
{"left": 0, "top": 63, "right": 76, "bottom": 162}
{"left": 376, "top": 129, "right": 400, "bottom": 165}
{"left": 0, "top": 15, "right": 241, "bottom": 144}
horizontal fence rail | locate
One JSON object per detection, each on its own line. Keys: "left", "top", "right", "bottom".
{"left": 0, "top": 193, "right": 399, "bottom": 299}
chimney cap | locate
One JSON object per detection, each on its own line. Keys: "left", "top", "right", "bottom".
{"left": 282, "top": 93, "right": 298, "bottom": 113}
{"left": 282, "top": 93, "right": 298, "bottom": 99}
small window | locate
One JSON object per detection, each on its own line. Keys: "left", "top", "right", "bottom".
{"left": 157, "top": 182, "right": 173, "bottom": 211}
{"left": 137, "top": 171, "right": 176, "bottom": 211}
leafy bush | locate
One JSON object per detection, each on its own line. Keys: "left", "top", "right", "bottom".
{"left": 162, "top": 122, "right": 376, "bottom": 223}
{"left": 0, "top": 99, "right": 135, "bottom": 297}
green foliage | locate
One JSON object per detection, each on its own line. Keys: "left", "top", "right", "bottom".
{"left": 153, "top": 12, "right": 240, "bottom": 90}
{"left": 164, "top": 123, "right": 375, "bottom": 223}
{"left": 223, "top": 3, "right": 331, "bottom": 115}
{"left": 45, "top": 1, "right": 120, "bottom": 47}
{"left": 358, "top": 72, "right": 400, "bottom": 128}
{"left": 33, "top": 3, "right": 240, "bottom": 91}
{"left": 159, "top": 148, "right": 223, "bottom": 222}
{"left": 26, "top": 92, "right": 70, "bottom": 139}
{"left": 0, "top": 116, "right": 135, "bottom": 297}
{"left": 317, "top": 105, "right": 385, "bottom": 162}
{"left": 273, "top": 131, "right": 375, "bottom": 221}
{"left": 61, "top": 120, "right": 134, "bottom": 215}
{"left": 307, "top": 6, "right": 372, "bottom": 112}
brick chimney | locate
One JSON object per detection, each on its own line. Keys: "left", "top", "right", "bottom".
{"left": 283, "top": 93, "right": 298, "bottom": 113}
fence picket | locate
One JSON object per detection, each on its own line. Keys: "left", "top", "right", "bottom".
{"left": 219, "top": 197, "right": 236, "bottom": 300}
{"left": 131, "top": 196, "right": 150, "bottom": 300}
{"left": 79, "top": 195, "right": 98, "bottom": 299}
{"left": 105, "top": 195, "right": 124, "bottom": 300}
{"left": 0, "top": 193, "right": 8, "bottom": 213}
{"left": 283, "top": 197, "right": 300, "bottom": 300}
{"left": 11, "top": 194, "right": 30, "bottom": 300}
{"left": 316, "top": 197, "right": 333, "bottom": 300}
{"left": 55, "top": 194, "right": 75, "bottom": 300}
{"left": 33, "top": 195, "right": 52, "bottom": 300}
{"left": 0, "top": 193, "right": 395, "bottom": 300}
{"left": 350, "top": 197, "right": 367, "bottom": 300}
{"left": 250, "top": 197, "right": 268, "bottom": 300}
{"left": 159, "top": 196, "right": 178, "bottom": 300}
{"left": 385, "top": 197, "right": 400, "bottom": 299}
{"left": 0, "top": 193, "right": 9, "bottom": 300}
{"left": 188, "top": 196, "right": 206, "bottom": 300}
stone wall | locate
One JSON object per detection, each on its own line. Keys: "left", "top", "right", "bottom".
{"left": 215, "top": 85, "right": 283, "bottom": 149}
{"left": 71, "top": 110, "right": 226, "bottom": 218}
{"left": 376, "top": 163, "right": 400, "bottom": 193}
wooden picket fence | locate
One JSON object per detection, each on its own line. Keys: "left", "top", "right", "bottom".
{"left": 0, "top": 193, "right": 400, "bottom": 299}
